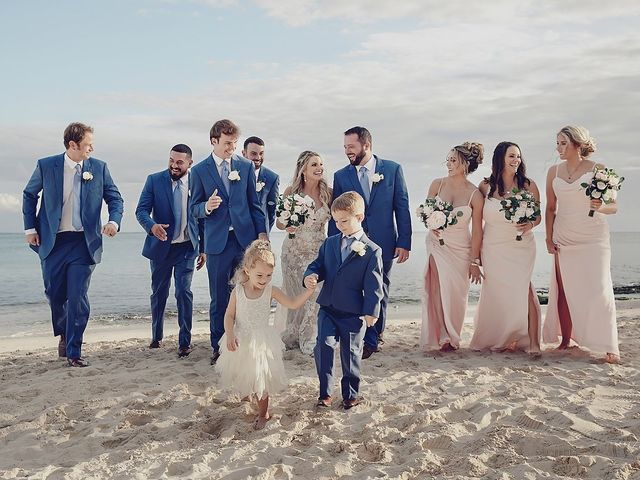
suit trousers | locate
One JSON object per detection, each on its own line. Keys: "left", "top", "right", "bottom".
{"left": 314, "top": 307, "right": 366, "bottom": 401}
{"left": 206, "top": 230, "right": 243, "bottom": 351}
{"left": 363, "top": 258, "right": 393, "bottom": 348}
{"left": 41, "top": 232, "right": 95, "bottom": 359}
{"left": 149, "top": 241, "right": 196, "bottom": 349}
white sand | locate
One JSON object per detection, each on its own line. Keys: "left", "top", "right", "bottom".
{"left": 1, "top": 301, "right": 639, "bottom": 479}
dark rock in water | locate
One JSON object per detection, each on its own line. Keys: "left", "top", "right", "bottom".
{"left": 614, "top": 284, "right": 640, "bottom": 295}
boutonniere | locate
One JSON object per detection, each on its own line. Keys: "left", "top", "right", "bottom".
{"left": 351, "top": 240, "right": 367, "bottom": 256}
{"left": 228, "top": 170, "right": 240, "bottom": 181}
{"left": 372, "top": 173, "right": 384, "bottom": 183}
{"left": 82, "top": 171, "right": 93, "bottom": 181}
{"left": 256, "top": 180, "right": 266, "bottom": 192}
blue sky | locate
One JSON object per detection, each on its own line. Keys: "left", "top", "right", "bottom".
{"left": 1, "top": 0, "right": 638, "bottom": 231}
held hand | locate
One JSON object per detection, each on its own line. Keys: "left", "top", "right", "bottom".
{"left": 545, "top": 238, "right": 559, "bottom": 255}
{"left": 226, "top": 334, "right": 239, "bottom": 352}
{"left": 285, "top": 226, "right": 297, "bottom": 234}
{"left": 196, "top": 253, "right": 206, "bottom": 270}
{"left": 395, "top": 247, "right": 410, "bottom": 263}
{"left": 590, "top": 198, "right": 603, "bottom": 211}
{"left": 516, "top": 222, "right": 533, "bottom": 234}
{"left": 151, "top": 223, "right": 170, "bottom": 241}
{"left": 26, "top": 233, "right": 40, "bottom": 246}
{"left": 364, "top": 315, "right": 377, "bottom": 327}
{"left": 102, "top": 223, "right": 118, "bottom": 237}
{"left": 206, "top": 189, "right": 222, "bottom": 212}
{"left": 304, "top": 274, "right": 318, "bottom": 289}
{"left": 469, "top": 264, "right": 484, "bottom": 285}
{"left": 258, "top": 232, "right": 269, "bottom": 243}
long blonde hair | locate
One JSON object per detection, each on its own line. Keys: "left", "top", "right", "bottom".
{"left": 289, "top": 150, "right": 331, "bottom": 207}
{"left": 232, "top": 240, "right": 276, "bottom": 285}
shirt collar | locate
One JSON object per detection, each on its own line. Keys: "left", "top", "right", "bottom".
{"left": 356, "top": 154, "right": 375, "bottom": 172}
{"left": 212, "top": 153, "right": 231, "bottom": 167}
{"left": 343, "top": 229, "right": 364, "bottom": 241}
{"left": 64, "top": 154, "right": 83, "bottom": 170}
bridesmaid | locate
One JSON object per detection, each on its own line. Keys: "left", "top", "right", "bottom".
{"left": 470, "top": 142, "right": 542, "bottom": 354}
{"left": 542, "top": 126, "right": 619, "bottom": 363}
{"left": 420, "top": 142, "right": 484, "bottom": 352}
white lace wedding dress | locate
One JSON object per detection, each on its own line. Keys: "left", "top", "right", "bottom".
{"left": 278, "top": 204, "right": 330, "bottom": 354}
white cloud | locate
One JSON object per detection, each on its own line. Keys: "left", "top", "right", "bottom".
{"left": 0, "top": 193, "right": 21, "bottom": 212}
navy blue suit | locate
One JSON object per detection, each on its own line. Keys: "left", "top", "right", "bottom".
{"left": 189, "top": 154, "right": 267, "bottom": 351}
{"left": 329, "top": 156, "right": 412, "bottom": 349}
{"left": 255, "top": 166, "right": 279, "bottom": 232}
{"left": 304, "top": 233, "right": 383, "bottom": 401}
{"left": 23, "top": 154, "right": 123, "bottom": 358}
{"left": 135, "top": 169, "right": 204, "bottom": 349}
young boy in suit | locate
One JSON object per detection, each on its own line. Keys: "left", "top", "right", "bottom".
{"left": 304, "top": 191, "right": 384, "bottom": 410}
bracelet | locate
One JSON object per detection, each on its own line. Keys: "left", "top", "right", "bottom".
{"left": 470, "top": 258, "right": 481, "bottom": 267}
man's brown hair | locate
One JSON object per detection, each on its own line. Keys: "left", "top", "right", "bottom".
{"left": 63, "top": 122, "right": 94, "bottom": 149}
{"left": 210, "top": 119, "right": 240, "bottom": 141}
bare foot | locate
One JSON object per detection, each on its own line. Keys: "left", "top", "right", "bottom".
{"left": 527, "top": 349, "right": 542, "bottom": 359}
{"left": 604, "top": 353, "right": 620, "bottom": 364}
{"left": 440, "top": 342, "right": 456, "bottom": 352}
{"left": 557, "top": 341, "right": 570, "bottom": 350}
{"left": 253, "top": 414, "right": 270, "bottom": 430}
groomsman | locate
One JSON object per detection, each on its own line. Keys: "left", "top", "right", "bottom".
{"left": 135, "top": 144, "right": 205, "bottom": 357}
{"left": 23, "top": 122, "right": 124, "bottom": 367}
{"left": 189, "top": 119, "right": 267, "bottom": 365}
{"left": 329, "top": 126, "right": 412, "bottom": 359}
{"left": 242, "top": 136, "right": 279, "bottom": 232}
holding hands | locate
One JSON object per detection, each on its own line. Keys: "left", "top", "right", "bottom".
{"left": 304, "top": 273, "right": 318, "bottom": 290}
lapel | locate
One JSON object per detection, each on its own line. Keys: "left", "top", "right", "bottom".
{"left": 346, "top": 165, "right": 367, "bottom": 202}
{"left": 337, "top": 233, "right": 367, "bottom": 270}
{"left": 368, "top": 156, "right": 385, "bottom": 205}
{"left": 203, "top": 155, "right": 229, "bottom": 201}
{"left": 53, "top": 154, "right": 64, "bottom": 206}
{"left": 162, "top": 170, "right": 176, "bottom": 217}
{"left": 332, "top": 235, "right": 343, "bottom": 270}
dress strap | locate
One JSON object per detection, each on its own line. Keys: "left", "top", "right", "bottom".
{"left": 555, "top": 164, "right": 560, "bottom": 178}
{"left": 467, "top": 189, "right": 477, "bottom": 206}
{"left": 436, "top": 178, "right": 445, "bottom": 196}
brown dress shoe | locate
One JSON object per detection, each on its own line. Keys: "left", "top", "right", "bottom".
{"left": 178, "top": 346, "right": 193, "bottom": 358}
{"left": 67, "top": 357, "right": 90, "bottom": 368}
{"left": 58, "top": 335, "right": 66, "bottom": 358}
{"left": 343, "top": 397, "right": 362, "bottom": 410}
{"left": 362, "top": 344, "right": 378, "bottom": 359}
{"left": 316, "top": 396, "right": 332, "bottom": 408}
{"left": 149, "top": 340, "right": 161, "bottom": 349}
{"left": 210, "top": 350, "right": 221, "bottom": 365}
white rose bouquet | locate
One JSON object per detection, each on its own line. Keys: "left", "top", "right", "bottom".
{"left": 276, "top": 193, "right": 314, "bottom": 238}
{"left": 499, "top": 188, "right": 541, "bottom": 241}
{"left": 580, "top": 166, "right": 624, "bottom": 217}
{"left": 416, "top": 196, "right": 463, "bottom": 245}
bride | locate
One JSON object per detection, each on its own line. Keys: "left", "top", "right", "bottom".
{"left": 277, "top": 150, "right": 332, "bottom": 354}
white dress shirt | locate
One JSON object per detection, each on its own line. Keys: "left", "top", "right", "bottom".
{"left": 171, "top": 173, "right": 189, "bottom": 244}
{"left": 355, "top": 154, "right": 377, "bottom": 191}
{"left": 210, "top": 153, "right": 234, "bottom": 230}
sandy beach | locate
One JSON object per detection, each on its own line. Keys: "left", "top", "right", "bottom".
{"left": 1, "top": 301, "right": 639, "bottom": 479}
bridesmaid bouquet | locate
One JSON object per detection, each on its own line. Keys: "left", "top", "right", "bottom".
{"left": 276, "top": 193, "right": 314, "bottom": 238}
{"left": 499, "top": 188, "right": 541, "bottom": 241}
{"left": 416, "top": 197, "right": 463, "bottom": 245}
{"left": 581, "top": 166, "right": 624, "bottom": 217}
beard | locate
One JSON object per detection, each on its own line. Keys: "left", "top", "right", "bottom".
{"left": 169, "top": 169, "right": 187, "bottom": 181}
{"left": 348, "top": 150, "right": 366, "bottom": 166}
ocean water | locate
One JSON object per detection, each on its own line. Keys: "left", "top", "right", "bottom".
{"left": 1, "top": 232, "right": 638, "bottom": 338}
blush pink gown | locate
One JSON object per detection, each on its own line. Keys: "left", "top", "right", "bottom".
{"left": 420, "top": 189, "right": 476, "bottom": 350}
{"left": 542, "top": 167, "right": 619, "bottom": 355}
{"left": 470, "top": 195, "right": 541, "bottom": 351}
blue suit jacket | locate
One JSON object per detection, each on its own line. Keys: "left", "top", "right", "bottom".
{"left": 22, "top": 153, "right": 124, "bottom": 263}
{"left": 135, "top": 169, "right": 204, "bottom": 261}
{"left": 304, "top": 233, "right": 384, "bottom": 317}
{"left": 256, "top": 166, "right": 279, "bottom": 232}
{"left": 329, "top": 156, "right": 412, "bottom": 261}
{"left": 189, "top": 154, "right": 267, "bottom": 254}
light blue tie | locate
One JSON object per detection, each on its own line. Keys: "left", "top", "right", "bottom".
{"left": 220, "top": 160, "right": 231, "bottom": 194}
{"left": 72, "top": 164, "right": 82, "bottom": 230}
{"left": 173, "top": 179, "right": 183, "bottom": 240}
{"left": 359, "top": 166, "right": 370, "bottom": 203}
{"left": 341, "top": 236, "right": 355, "bottom": 263}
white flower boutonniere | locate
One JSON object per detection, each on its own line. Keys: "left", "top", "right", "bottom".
{"left": 372, "top": 173, "right": 384, "bottom": 183}
{"left": 256, "top": 180, "right": 265, "bottom": 192}
{"left": 228, "top": 170, "right": 240, "bottom": 181}
{"left": 82, "top": 172, "right": 93, "bottom": 181}
{"left": 351, "top": 240, "right": 367, "bottom": 256}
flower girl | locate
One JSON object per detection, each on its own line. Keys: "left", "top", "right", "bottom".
{"left": 216, "top": 240, "right": 315, "bottom": 429}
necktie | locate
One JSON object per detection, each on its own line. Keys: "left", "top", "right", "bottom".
{"left": 341, "top": 236, "right": 355, "bottom": 263}
{"left": 221, "top": 160, "right": 231, "bottom": 194}
{"left": 359, "top": 166, "right": 370, "bottom": 203}
{"left": 173, "top": 179, "right": 183, "bottom": 241}
{"left": 72, "top": 164, "right": 82, "bottom": 230}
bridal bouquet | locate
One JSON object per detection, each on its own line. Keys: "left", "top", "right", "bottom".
{"left": 416, "top": 197, "right": 463, "bottom": 245}
{"left": 581, "top": 166, "right": 624, "bottom": 217}
{"left": 499, "top": 188, "right": 541, "bottom": 241}
{"left": 276, "top": 193, "right": 314, "bottom": 238}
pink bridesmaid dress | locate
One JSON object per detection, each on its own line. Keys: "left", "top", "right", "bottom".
{"left": 420, "top": 188, "right": 476, "bottom": 350}
{"left": 543, "top": 166, "right": 619, "bottom": 355}
{"left": 470, "top": 194, "right": 541, "bottom": 350}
